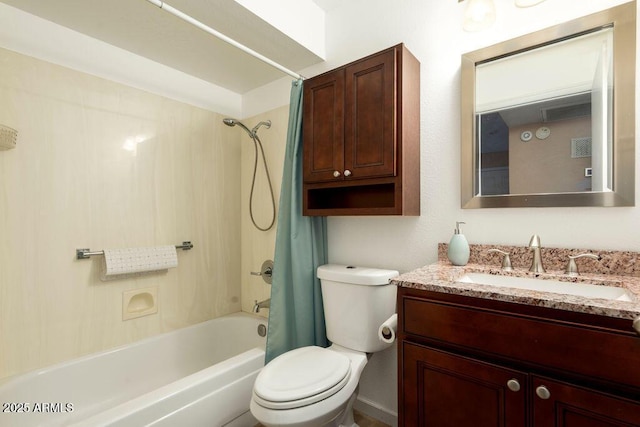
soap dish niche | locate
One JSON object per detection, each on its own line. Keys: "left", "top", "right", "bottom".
{"left": 123, "top": 287, "right": 158, "bottom": 321}
{"left": 0, "top": 124, "right": 17, "bottom": 150}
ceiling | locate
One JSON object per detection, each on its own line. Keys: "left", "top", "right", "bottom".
{"left": 1, "top": 0, "right": 333, "bottom": 94}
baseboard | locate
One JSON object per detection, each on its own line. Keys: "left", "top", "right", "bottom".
{"left": 354, "top": 396, "right": 398, "bottom": 427}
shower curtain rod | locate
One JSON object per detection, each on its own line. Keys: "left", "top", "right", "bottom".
{"left": 145, "top": 0, "right": 305, "bottom": 80}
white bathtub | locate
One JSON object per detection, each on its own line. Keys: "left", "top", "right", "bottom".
{"left": 0, "top": 312, "right": 267, "bottom": 427}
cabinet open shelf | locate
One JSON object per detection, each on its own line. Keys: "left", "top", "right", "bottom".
{"left": 304, "top": 182, "right": 398, "bottom": 215}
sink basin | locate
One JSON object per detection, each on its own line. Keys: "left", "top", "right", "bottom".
{"left": 457, "top": 272, "right": 634, "bottom": 302}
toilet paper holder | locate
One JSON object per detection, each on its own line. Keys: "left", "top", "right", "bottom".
{"left": 378, "top": 313, "right": 398, "bottom": 344}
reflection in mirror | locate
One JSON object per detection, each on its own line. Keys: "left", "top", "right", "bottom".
{"left": 476, "top": 28, "right": 612, "bottom": 196}
{"left": 461, "top": 3, "right": 635, "bottom": 208}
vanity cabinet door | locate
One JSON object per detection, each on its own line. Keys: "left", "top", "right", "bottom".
{"left": 532, "top": 376, "right": 640, "bottom": 427}
{"left": 402, "top": 342, "right": 527, "bottom": 427}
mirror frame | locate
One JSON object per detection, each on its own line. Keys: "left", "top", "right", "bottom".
{"left": 461, "top": 2, "right": 636, "bottom": 208}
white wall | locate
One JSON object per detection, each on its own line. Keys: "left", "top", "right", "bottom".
{"left": 306, "top": 0, "right": 638, "bottom": 273}
{"left": 242, "top": 0, "right": 638, "bottom": 422}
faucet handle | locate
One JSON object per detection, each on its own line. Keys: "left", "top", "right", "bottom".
{"left": 250, "top": 260, "right": 274, "bottom": 284}
{"left": 565, "top": 253, "right": 601, "bottom": 277}
{"left": 488, "top": 249, "right": 513, "bottom": 271}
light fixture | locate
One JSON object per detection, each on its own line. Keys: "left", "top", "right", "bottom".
{"left": 515, "top": 0, "right": 547, "bottom": 7}
{"left": 462, "top": 0, "right": 496, "bottom": 32}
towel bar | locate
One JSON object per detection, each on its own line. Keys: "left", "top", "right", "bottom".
{"left": 76, "top": 241, "right": 193, "bottom": 260}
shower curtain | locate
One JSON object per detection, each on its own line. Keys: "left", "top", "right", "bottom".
{"left": 265, "top": 80, "right": 329, "bottom": 363}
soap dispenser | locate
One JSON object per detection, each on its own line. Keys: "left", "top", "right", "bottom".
{"left": 447, "top": 221, "right": 470, "bottom": 266}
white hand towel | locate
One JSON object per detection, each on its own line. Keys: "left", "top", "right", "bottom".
{"left": 101, "top": 245, "right": 178, "bottom": 281}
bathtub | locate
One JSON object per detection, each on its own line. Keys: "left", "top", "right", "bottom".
{"left": 0, "top": 312, "right": 267, "bottom": 427}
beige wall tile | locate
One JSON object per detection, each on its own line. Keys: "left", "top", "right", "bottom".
{"left": 0, "top": 48, "right": 242, "bottom": 379}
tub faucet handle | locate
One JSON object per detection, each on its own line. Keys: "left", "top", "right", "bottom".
{"left": 250, "top": 260, "right": 273, "bottom": 284}
{"left": 565, "top": 253, "right": 601, "bottom": 277}
{"left": 250, "top": 267, "right": 272, "bottom": 277}
{"left": 487, "top": 249, "right": 512, "bottom": 271}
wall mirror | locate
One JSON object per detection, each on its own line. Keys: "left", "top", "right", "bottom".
{"left": 461, "top": 2, "right": 635, "bottom": 208}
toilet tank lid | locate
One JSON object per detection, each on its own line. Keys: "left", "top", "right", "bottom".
{"left": 317, "top": 264, "right": 399, "bottom": 286}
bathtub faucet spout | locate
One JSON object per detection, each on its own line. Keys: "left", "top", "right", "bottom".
{"left": 253, "top": 299, "right": 270, "bottom": 313}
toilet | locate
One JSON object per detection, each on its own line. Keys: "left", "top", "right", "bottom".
{"left": 250, "top": 264, "right": 399, "bottom": 427}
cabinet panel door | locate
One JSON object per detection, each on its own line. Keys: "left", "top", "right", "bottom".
{"left": 344, "top": 48, "right": 396, "bottom": 180}
{"left": 532, "top": 376, "right": 640, "bottom": 427}
{"left": 402, "top": 342, "right": 527, "bottom": 427}
{"left": 303, "top": 69, "right": 345, "bottom": 183}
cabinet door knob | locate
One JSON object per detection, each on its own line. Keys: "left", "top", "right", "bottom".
{"left": 344, "top": 169, "right": 352, "bottom": 177}
{"left": 536, "top": 385, "right": 551, "bottom": 400}
{"left": 333, "top": 170, "right": 341, "bottom": 178}
{"left": 507, "top": 379, "right": 520, "bottom": 392}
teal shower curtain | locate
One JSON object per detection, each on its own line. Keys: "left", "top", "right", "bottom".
{"left": 265, "top": 80, "right": 329, "bottom": 363}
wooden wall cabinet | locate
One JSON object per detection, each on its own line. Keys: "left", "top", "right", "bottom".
{"left": 398, "top": 287, "right": 640, "bottom": 426}
{"left": 302, "top": 44, "right": 420, "bottom": 216}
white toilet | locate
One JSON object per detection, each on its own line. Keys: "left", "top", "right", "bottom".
{"left": 250, "top": 264, "right": 399, "bottom": 427}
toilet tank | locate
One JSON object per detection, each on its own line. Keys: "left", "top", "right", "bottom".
{"left": 317, "top": 264, "right": 399, "bottom": 353}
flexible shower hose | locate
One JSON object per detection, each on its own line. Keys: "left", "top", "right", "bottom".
{"left": 249, "top": 133, "right": 276, "bottom": 231}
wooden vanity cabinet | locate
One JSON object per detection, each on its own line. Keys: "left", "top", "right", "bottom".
{"left": 531, "top": 375, "right": 640, "bottom": 427}
{"left": 403, "top": 342, "right": 527, "bottom": 427}
{"left": 398, "top": 287, "right": 640, "bottom": 427}
{"left": 302, "top": 44, "right": 420, "bottom": 216}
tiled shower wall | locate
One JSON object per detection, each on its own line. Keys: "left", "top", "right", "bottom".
{"left": 0, "top": 47, "right": 242, "bottom": 379}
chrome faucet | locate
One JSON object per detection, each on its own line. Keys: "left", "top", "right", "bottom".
{"left": 528, "top": 234, "right": 546, "bottom": 274}
{"left": 253, "top": 298, "right": 271, "bottom": 313}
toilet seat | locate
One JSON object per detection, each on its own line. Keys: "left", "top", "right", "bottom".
{"left": 253, "top": 346, "right": 351, "bottom": 410}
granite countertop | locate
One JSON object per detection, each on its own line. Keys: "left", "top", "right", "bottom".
{"left": 392, "top": 245, "right": 640, "bottom": 322}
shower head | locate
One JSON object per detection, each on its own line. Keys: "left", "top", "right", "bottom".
{"left": 223, "top": 117, "right": 253, "bottom": 137}
{"left": 223, "top": 118, "right": 271, "bottom": 138}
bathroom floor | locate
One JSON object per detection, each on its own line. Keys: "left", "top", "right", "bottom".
{"left": 254, "top": 410, "right": 391, "bottom": 427}
{"left": 353, "top": 410, "right": 392, "bottom": 427}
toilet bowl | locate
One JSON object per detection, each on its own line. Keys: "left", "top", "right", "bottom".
{"left": 250, "top": 345, "right": 367, "bottom": 427}
{"left": 250, "top": 264, "right": 398, "bottom": 427}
